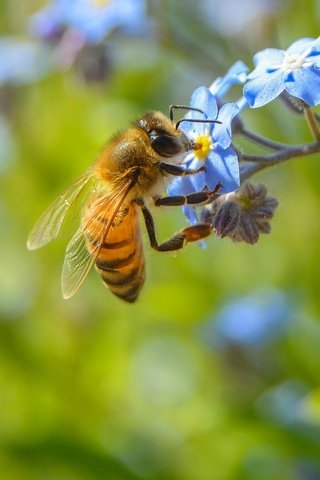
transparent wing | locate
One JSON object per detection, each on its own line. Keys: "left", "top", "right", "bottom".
{"left": 61, "top": 178, "right": 136, "bottom": 299}
{"left": 27, "top": 167, "right": 95, "bottom": 250}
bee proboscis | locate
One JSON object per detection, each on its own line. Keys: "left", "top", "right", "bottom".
{"left": 27, "top": 108, "right": 221, "bottom": 302}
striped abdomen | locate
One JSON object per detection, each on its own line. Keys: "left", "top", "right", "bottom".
{"left": 86, "top": 201, "right": 145, "bottom": 303}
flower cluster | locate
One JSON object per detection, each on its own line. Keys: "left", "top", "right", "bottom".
{"left": 165, "top": 36, "right": 320, "bottom": 246}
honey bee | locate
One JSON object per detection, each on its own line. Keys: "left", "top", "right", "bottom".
{"left": 27, "top": 107, "right": 221, "bottom": 302}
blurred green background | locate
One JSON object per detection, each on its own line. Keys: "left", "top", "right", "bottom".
{"left": 1, "top": 1, "right": 320, "bottom": 479}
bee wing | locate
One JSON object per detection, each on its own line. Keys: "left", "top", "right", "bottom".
{"left": 27, "top": 167, "right": 95, "bottom": 250}
{"left": 61, "top": 177, "right": 137, "bottom": 299}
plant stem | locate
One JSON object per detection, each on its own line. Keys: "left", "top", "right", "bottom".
{"left": 240, "top": 140, "right": 320, "bottom": 181}
{"left": 240, "top": 127, "right": 289, "bottom": 151}
{"left": 304, "top": 107, "right": 320, "bottom": 142}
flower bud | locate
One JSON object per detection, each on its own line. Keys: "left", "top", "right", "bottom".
{"left": 210, "top": 183, "right": 278, "bottom": 244}
{"left": 214, "top": 200, "right": 241, "bottom": 237}
{"left": 229, "top": 211, "right": 259, "bottom": 244}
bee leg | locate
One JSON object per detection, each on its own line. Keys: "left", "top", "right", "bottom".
{"left": 141, "top": 205, "right": 212, "bottom": 252}
{"left": 154, "top": 182, "right": 222, "bottom": 207}
{"left": 160, "top": 163, "right": 206, "bottom": 176}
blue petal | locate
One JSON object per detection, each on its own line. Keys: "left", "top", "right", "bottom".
{"left": 205, "top": 146, "right": 239, "bottom": 193}
{"left": 308, "top": 53, "right": 320, "bottom": 67}
{"left": 180, "top": 86, "right": 218, "bottom": 137}
{"left": 180, "top": 119, "right": 205, "bottom": 138}
{"left": 168, "top": 173, "right": 198, "bottom": 196}
{"left": 285, "top": 67, "right": 320, "bottom": 106}
{"left": 286, "top": 37, "right": 319, "bottom": 55}
{"left": 183, "top": 205, "right": 198, "bottom": 225}
{"left": 167, "top": 157, "right": 204, "bottom": 196}
{"left": 30, "top": 6, "right": 63, "bottom": 39}
{"left": 248, "top": 48, "right": 284, "bottom": 79}
{"left": 243, "top": 69, "right": 285, "bottom": 108}
{"left": 168, "top": 156, "right": 207, "bottom": 194}
{"left": 189, "top": 86, "right": 218, "bottom": 119}
{"left": 189, "top": 169, "right": 206, "bottom": 193}
{"left": 213, "top": 102, "right": 239, "bottom": 149}
{"left": 209, "top": 61, "right": 249, "bottom": 98}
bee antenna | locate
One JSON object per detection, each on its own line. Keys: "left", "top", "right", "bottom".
{"left": 175, "top": 118, "right": 222, "bottom": 130}
{"left": 169, "top": 105, "right": 205, "bottom": 121}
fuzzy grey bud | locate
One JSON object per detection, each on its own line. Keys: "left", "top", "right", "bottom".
{"left": 210, "top": 183, "right": 278, "bottom": 244}
{"left": 214, "top": 200, "right": 241, "bottom": 238}
{"left": 229, "top": 211, "right": 259, "bottom": 244}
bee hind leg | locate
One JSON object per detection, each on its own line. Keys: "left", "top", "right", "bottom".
{"left": 141, "top": 205, "right": 212, "bottom": 252}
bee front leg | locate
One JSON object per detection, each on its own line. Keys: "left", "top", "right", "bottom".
{"left": 153, "top": 182, "right": 222, "bottom": 207}
{"left": 141, "top": 204, "right": 212, "bottom": 252}
{"left": 160, "top": 163, "right": 206, "bottom": 176}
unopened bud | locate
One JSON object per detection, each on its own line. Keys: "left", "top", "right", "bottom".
{"left": 210, "top": 183, "right": 278, "bottom": 244}
{"left": 229, "top": 211, "right": 259, "bottom": 244}
{"left": 214, "top": 200, "right": 241, "bottom": 237}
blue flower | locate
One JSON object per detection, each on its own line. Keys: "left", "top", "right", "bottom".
{"left": 244, "top": 36, "right": 320, "bottom": 108}
{"left": 168, "top": 86, "right": 240, "bottom": 197}
{"left": 30, "top": 0, "right": 149, "bottom": 44}
{"left": 0, "top": 37, "right": 49, "bottom": 85}
{"left": 199, "top": 289, "right": 293, "bottom": 348}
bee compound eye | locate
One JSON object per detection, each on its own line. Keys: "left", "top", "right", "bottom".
{"left": 151, "top": 134, "right": 184, "bottom": 157}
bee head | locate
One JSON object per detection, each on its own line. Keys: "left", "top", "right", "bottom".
{"left": 137, "top": 111, "right": 194, "bottom": 158}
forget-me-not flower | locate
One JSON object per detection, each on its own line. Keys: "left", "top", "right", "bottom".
{"left": 31, "top": 0, "right": 149, "bottom": 44}
{"left": 168, "top": 86, "right": 240, "bottom": 198}
{"left": 244, "top": 36, "right": 320, "bottom": 108}
{"left": 209, "top": 60, "right": 249, "bottom": 99}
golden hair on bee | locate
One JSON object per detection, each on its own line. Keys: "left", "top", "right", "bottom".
{"left": 27, "top": 107, "right": 221, "bottom": 302}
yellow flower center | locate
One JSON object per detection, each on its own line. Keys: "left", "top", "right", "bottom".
{"left": 90, "top": 0, "right": 109, "bottom": 7}
{"left": 194, "top": 134, "right": 212, "bottom": 160}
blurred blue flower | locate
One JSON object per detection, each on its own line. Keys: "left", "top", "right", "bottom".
{"left": 31, "top": 0, "right": 149, "bottom": 44}
{"left": 200, "top": 289, "right": 293, "bottom": 348}
{"left": 168, "top": 86, "right": 240, "bottom": 197}
{"left": 0, "top": 37, "right": 49, "bottom": 85}
{"left": 244, "top": 36, "right": 320, "bottom": 108}
{"left": 209, "top": 60, "right": 249, "bottom": 100}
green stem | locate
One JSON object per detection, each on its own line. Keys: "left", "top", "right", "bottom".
{"left": 304, "top": 107, "right": 320, "bottom": 143}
